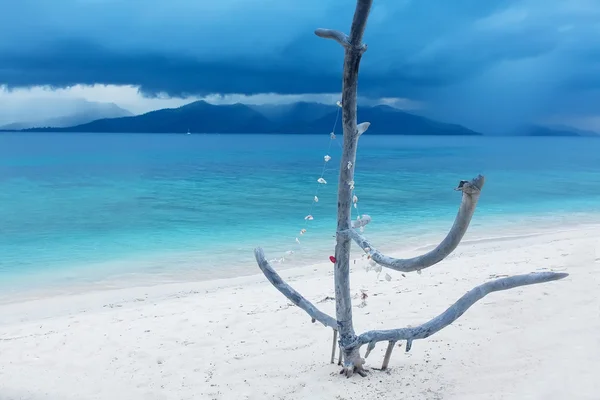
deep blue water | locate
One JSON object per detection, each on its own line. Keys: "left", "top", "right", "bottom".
{"left": 1, "top": 133, "right": 599, "bottom": 291}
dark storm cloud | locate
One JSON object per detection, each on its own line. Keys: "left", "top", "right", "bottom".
{"left": 1, "top": 0, "right": 599, "bottom": 131}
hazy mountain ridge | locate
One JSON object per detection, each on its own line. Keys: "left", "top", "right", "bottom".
{"left": 22, "top": 100, "right": 482, "bottom": 135}
{"left": 0, "top": 101, "right": 132, "bottom": 130}
{"left": 26, "top": 101, "right": 274, "bottom": 134}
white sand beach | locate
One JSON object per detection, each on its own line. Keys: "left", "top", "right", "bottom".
{"left": 1, "top": 222, "right": 599, "bottom": 400}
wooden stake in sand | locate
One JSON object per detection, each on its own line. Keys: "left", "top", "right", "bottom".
{"left": 330, "top": 329, "right": 338, "bottom": 364}
{"left": 254, "top": 0, "right": 568, "bottom": 378}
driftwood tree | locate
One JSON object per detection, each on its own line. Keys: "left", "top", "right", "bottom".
{"left": 254, "top": 0, "right": 567, "bottom": 378}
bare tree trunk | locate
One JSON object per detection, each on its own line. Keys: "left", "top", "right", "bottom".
{"left": 252, "top": 0, "right": 568, "bottom": 379}
{"left": 319, "top": 0, "right": 373, "bottom": 377}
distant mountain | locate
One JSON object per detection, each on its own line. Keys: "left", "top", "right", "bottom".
{"left": 28, "top": 101, "right": 273, "bottom": 134}
{"left": 0, "top": 101, "right": 132, "bottom": 130}
{"left": 25, "top": 101, "right": 482, "bottom": 135}
{"left": 250, "top": 102, "right": 336, "bottom": 125}
{"left": 515, "top": 125, "right": 600, "bottom": 137}
{"left": 279, "top": 104, "right": 480, "bottom": 135}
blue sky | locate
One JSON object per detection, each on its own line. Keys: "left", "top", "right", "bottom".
{"left": 1, "top": 0, "right": 600, "bottom": 132}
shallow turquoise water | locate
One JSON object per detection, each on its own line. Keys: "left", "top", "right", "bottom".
{"left": 1, "top": 133, "right": 599, "bottom": 290}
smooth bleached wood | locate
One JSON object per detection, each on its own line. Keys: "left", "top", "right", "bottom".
{"left": 346, "top": 175, "right": 485, "bottom": 273}
{"left": 331, "top": 329, "right": 338, "bottom": 364}
{"left": 254, "top": 248, "right": 337, "bottom": 329}
{"left": 357, "top": 122, "right": 370, "bottom": 136}
{"left": 253, "top": 0, "right": 569, "bottom": 379}
{"left": 314, "top": 28, "right": 351, "bottom": 48}
{"left": 381, "top": 341, "right": 396, "bottom": 370}
{"left": 357, "top": 272, "right": 568, "bottom": 346}
{"left": 327, "top": 0, "right": 373, "bottom": 378}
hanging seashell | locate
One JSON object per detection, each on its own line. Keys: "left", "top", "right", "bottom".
{"left": 353, "top": 195, "right": 358, "bottom": 204}
{"left": 314, "top": 196, "right": 319, "bottom": 202}
{"left": 347, "top": 161, "right": 353, "bottom": 170}
{"left": 385, "top": 273, "right": 392, "bottom": 282}
{"left": 348, "top": 180, "right": 355, "bottom": 189}
{"left": 286, "top": 250, "right": 295, "bottom": 255}
{"left": 300, "top": 229, "right": 306, "bottom": 235}
{"left": 336, "top": 100, "right": 342, "bottom": 108}
{"left": 304, "top": 215, "right": 314, "bottom": 221}
{"left": 317, "top": 177, "right": 327, "bottom": 184}
{"left": 354, "top": 203, "right": 357, "bottom": 209}
{"left": 324, "top": 155, "right": 331, "bottom": 162}
{"left": 295, "top": 237, "right": 300, "bottom": 244}
{"left": 330, "top": 132, "right": 336, "bottom": 140}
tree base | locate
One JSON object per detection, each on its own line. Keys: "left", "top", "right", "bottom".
{"left": 339, "top": 346, "right": 367, "bottom": 378}
{"left": 339, "top": 365, "right": 368, "bottom": 378}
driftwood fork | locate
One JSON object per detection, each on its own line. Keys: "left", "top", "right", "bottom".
{"left": 254, "top": 0, "right": 568, "bottom": 378}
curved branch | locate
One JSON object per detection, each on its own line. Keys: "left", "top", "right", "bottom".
{"left": 254, "top": 248, "right": 338, "bottom": 329}
{"left": 346, "top": 175, "right": 485, "bottom": 273}
{"left": 357, "top": 271, "right": 568, "bottom": 346}
{"left": 314, "top": 28, "right": 351, "bottom": 48}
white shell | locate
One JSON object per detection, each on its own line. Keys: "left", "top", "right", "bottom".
{"left": 314, "top": 196, "right": 319, "bottom": 202}
{"left": 317, "top": 177, "right": 327, "bottom": 184}
{"left": 324, "top": 155, "right": 331, "bottom": 162}
{"left": 304, "top": 215, "right": 314, "bottom": 220}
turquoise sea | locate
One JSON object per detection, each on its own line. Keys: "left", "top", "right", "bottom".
{"left": 1, "top": 133, "right": 599, "bottom": 295}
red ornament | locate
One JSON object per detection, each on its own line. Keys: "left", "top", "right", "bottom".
{"left": 329, "top": 256, "right": 336, "bottom": 263}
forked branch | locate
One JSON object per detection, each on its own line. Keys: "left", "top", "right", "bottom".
{"left": 357, "top": 271, "right": 568, "bottom": 347}
{"left": 254, "top": 248, "right": 338, "bottom": 329}
{"left": 345, "top": 175, "right": 485, "bottom": 273}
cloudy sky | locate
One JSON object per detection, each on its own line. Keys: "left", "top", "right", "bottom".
{"left": 1, "top": 0, "right": 599, "bottom": 132}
